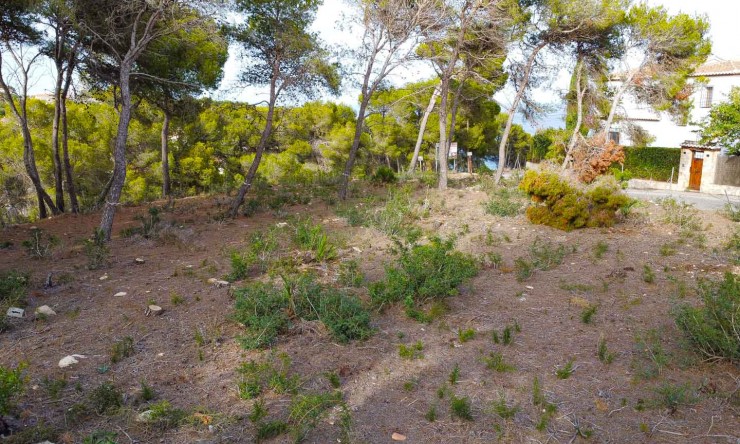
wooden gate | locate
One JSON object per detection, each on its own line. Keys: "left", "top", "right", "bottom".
{"left": 689, "top": 151, "right": 704, "bottom": 191}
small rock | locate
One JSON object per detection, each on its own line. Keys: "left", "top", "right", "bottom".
{"left": 35, "top": 441, "right": 56, "bottom": 444}
{"left": 6, "top": 307, "right": 25, "bottom": 318}
{"left": 146, "top": 305, "right": 164, "bottom": 316}
{"left": 137, "top": 410, "right": 154, "bottom": 422}
{"left": 391, "top": 432, "right": 407, "bottom": 441}
{"left": 207, "top": 278, "right": 218, "bottom": 284}
{"left": 276, "top": 222, "right": 288, "bottom": 228}
{"left": 135, "top": 258, "right": 145, "bottom": 264}
{"left": 213, "top": 280, "right": 229, "bottom": 288}
{"left": 114, "top": 292, "right": 127, "bottom": 297}
{"left": 58, "top": 354, "right": 86, "bottom": 368}
{"left": 352, "top": 247, "right": 362, "bottom": 253}
{"left": 525, "top": 285, "right": 534, "bottom": 290}
{"left": 35, "top": 305, "right": 57, "bottom": 316}
{"left": 99, "top": 274, "right": 109, "bottom": 280}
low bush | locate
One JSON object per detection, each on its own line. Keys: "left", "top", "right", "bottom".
{"left": 289, "top": 391, "right": 343, "bottom": 441}
{"left": 237, "top": 352, "right": 299, "bottom": 400}
{"left": 89, "top": 382, "right": 122, "bottom": 415}
{"left": 83, "top": 228, "right": 110, "bottom": 270}
{"left": 726, "top": 227, "right": 740, "bottom": 265}
{"left": 369, "top": 237, "right": 477, "bottom": 319}
{"left": 673, "top": 273, "right": 739, "bottom": 363}
{"left": 233, "top": 274, "right": 373, "bottom": 349}
{"left": 514, "top": 238, "right": 572, "bottom": 282}
{"left": 371, "top": 166, "right": 397, "bottom": 184}
{"left": 519, "top": 171, "right": 632, "bottom": 231}
{"left": 0, "top": 363, "right": 26, "bottom": 415}
{"left": 228, "top": 229, "right": 280, "bottom": 280}
{"left": 484, "top": 186, "right": 525, "bottom": 217}
{"left": 23, "top": 227, "right": 59, "bottom": 259}
{"left": 293, "top": 218, "right": 336, "bottom": 262}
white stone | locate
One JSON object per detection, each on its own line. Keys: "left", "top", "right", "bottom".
{"left": 137, "top": 410, "right": 154, "bottom": 422}
{"left": 6, "top": 307, "right": 24, "bottom": 318}
{"left": 207, "top": 278, "right": 218, "bottom": 284}
{"left": 99, "top": 274, "right": 109, "bottom": 280}
{"left": 214, "top": 280, "right": 229, "bottom": 288}
{"left": 58, "top": 354, "right": 86, "bottom": 368}
{"left": 135, "top": 258, "right": 145, "bottom": 264}
{"left": 35, "top": 305, "right": 57, "bottom": 316}
{"left": 276, "top": 222, "right": 288, "bottom": 228}
{"left": 114, "top": 292, "right": 127, "bottom": 297}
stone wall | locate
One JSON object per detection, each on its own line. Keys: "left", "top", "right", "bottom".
{"left": 714, "top": 154, "right": 740, "bottom": 187}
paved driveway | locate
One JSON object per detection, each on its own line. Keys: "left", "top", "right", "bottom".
{"left": 625, "top": 188, "right": 740, "bottom": 211}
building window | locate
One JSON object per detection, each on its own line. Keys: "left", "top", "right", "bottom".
{"left": 701, "top": 86, "right": 713, "bottom": 108}
{"left": 608, "top": 131, "right": 620, "bottom": 144}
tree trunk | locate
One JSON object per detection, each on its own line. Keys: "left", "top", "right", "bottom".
{"left": 51, "top": 64, "right": 65, "bottom": 212}
{"left": 161, "top": 109, "right": 171, "bottom": 197}
{"left": 437, "top": 76, "right": 450, "bottom": 190}
{"left": 21, "top": 124, "right": 58, "bottom": 218}
{"left": 61, "top": 85, "right": 78, "bottom": 213}
{"left": 494, "top": 42, "right": 546, "bottom": 183}
{"left": 447, "top": 80, "right": 464, "bottom": 161}
{"left": 562, "top": 60, "right": 585, "bottom": 170}
{"left": 338, "top": 97, "right": 370, "bottom": 200}
{"left": 602, "top": 70, "right": 636, "bottom": 139}
{"left": 100, "top": 63, "right": 134, "bottom": 240}
{"left": 230, "top": 79, "right": 278, "bottom": 216}
{"left": 409, "top": 84, "right": 440, "bottom": 173}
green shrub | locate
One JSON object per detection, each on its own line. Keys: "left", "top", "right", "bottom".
{"left": 727, "top": 227, "right": 740, "bottom": 265}
{"left": 338, "top": 260, "right": 364, "bottom": 287}
{"left": 580, "top": 305, "right": 597, "bottom": 324}
{"left": 23, "top": 228, "right": 59, "bottom": 259}
{"left": 514, "top": 238, "right": 572, "bottom": 282}
{"left": 491, "top": 395, "right": 519, "bottom": 419}
{"left": 482, "top": 352, "right": 515, "bottom": 372}
{"left": 89, "top": 382, "right": 122, "bottom": 415}
{"left": 484, "top": 187, "right": 524, "bottom": 217}
{"left": 83, "top": 228, "right": 110, "bottom": 270}
{"left": 110, "top": 336, "right": 135, "bottom": 363}
{"left": 369, "top": 237, "right": 477, "bottom": 318}
{"left": 450, "top": 395, "right": 473, "bottom": 421}
{"left": 398, "top": 341, "right": 424, "bottom": 359}
{"left": 0, "top": 363, "right": 26, "bottom": 415}
{"left": 519, "top": 171, "right": 632, "bottom": 231}
{"left": 617, "top": 147, "right": 681, "bottom": 182}
{"left": 233, "top": 274, "right": 372, "bottom": 349}
{"left": 372, "top": 166, "right": 397, "bottom": 183}
{"left": 82, "top": 431, "right": 118, "bottom": 444}
{"left": 228, "top": 229, "right": 280, "bottom": 280}
{"left": 146, "top": 400, "right": 188, "bottom": 430}
{"left": 673, "top": 273, "right": 739, "bottom": 363}
{"left": 0, "top": 270, "right": 28, "bottom": 316}
{"left": 256, "top": 421, "right": 289, "bottom": 441}
{"left": 721, "top": 202, "right": 740, "bottom": 222}
{"left": 289, "top": 391, "right": 342, "bottom": 441}
{"left": 652, "top": 382, "right": 698, "bottom": 412}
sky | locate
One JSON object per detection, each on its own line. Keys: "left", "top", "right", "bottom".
{"left": 218, "top": 0, "right": 740, "bottom": 132}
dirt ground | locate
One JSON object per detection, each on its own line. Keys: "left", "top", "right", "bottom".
{"left": 0, "top": 179, "right": 738, "bottom": 444}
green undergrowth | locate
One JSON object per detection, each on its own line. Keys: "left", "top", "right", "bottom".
{"left": 369, "top": 236, "right": 477, "bottom": 321}
{"left": 233, "top": 273, "right": 373, "bottom": 349}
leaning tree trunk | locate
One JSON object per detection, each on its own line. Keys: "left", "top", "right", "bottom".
{"left": 21, "top": 124, "right": 58, "bottom": 218}
{"left": 447, "top": 80, "right": 465, "bottom": 170}
{"left": 230, "top": 79, "right": 277, "bottom": 217}
{"left": 494, "top": 42, "right": 546, "bottom": 183}
{"left": 409, "top": 84, "right": 440, "bottom": 173}
{"left": 100, "top": 63, "right": 135, "bottom": 240}
{"left": 338, "top": 97, "right": 370, "bottom": 200}
{"left": 51, "top": 64, "right": 66, "bottom": 212}
{"left": 161, "top": 109, "right": 171, "bottom": 197}
{"left": 61, "top": 86, "right": 78, "bottom": 213}
{"left": 562, "top": 60, "right": 586, "bottom": 170}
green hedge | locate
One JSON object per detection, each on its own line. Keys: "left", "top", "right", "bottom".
{"left": 616, "top": 147, "right": 681, "bottom": 182}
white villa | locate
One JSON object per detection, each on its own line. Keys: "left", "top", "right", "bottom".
{"left": 612, "top": 58, "right": 740, "bottom": 149}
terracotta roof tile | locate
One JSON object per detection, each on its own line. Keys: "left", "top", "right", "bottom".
{"left": 692, "top": 60, "right": 740, "bottom": 76}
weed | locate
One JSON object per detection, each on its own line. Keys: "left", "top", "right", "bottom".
{"left": 556, "top": 359, "right": 575, "bottom": 379}
{"left": 146, "top": 400, "right": 188, "bottom": 430}
{"left": 659, "top": 243, "right": 676, "bottom": 256}
{"left": 673, "top": 272, "right": 739, "bottom": 363}
{"left": 482, "top": 352, "right": 515, "bottom": 372}
{"left": 593, "top": 241, "right": 608, "bottom": 259}
{"left": 136, "top": 207, "right": 162, "bottom": 239}
{"left": 249, "top": 399, "right": 268, "bottom": 423}
{"left": 581, "top": 305, "right": 597, "bottom": 324}
{"left": 642, "top": 264, "right": 655, "bottom": 283}
{"left": 514, "top": 258, "right": 534, "bottom": 282}
{"left": 42, "top": 376, "right": 66, "bottom": 400}
{"left": 721, "top": 202, "right": 740, "bottom": 222}
{"left": 491, "top": 395, "right": 519, "bottom": 419}
{"left": 597, "top": 336, "right": 615, "bottom": 364}
{"left": 338, "top": 259, "right": 363, "bottom": 287}
{"left": 450, "top": 395, "right": 473, "bottom": 421}
{"left": 369, "top": 236, "right": 477, "bottom": 315}
{"left": 256, "top": 420, "right": 289, "bottom": 441}
{"left": 237, "top": 352, "right": 299, "bottom": 400}
{"left": 140, "top": 380, "right": 156, "bottom": 402}
{"left": 484, "top": 186, "right": 524, "bottom": 217}
{"left": 403, "top": 379, "right": 418, "bottom": 391}
{"left": 502, "top": 326, "right": 513, "bottom": 345}
{"left": 560, "top": 282, "right": 595, "bottom": 292}
{"left": 228, "top": 229, "right": 280, "bottom": 280}
{"left": 325, "top": 371, "right": 341, "bottom": 389}
{"left": 194, "top": 328, "right": 205, "bottom": 347}
{"left": 170, "top": 292, "right": 185, "bottom": 305}
{"left": 82, "top": 431, "right": 117, "bottom": 444}
{"left": 293, "top": 217, "right": 336, "bottom": 261}
{"left": 0, "top": 363, "right": 26, "bottom": 415}
{"left": 372, "top": 166, "right": 397, "bottom": 183}
{"left": 515, "top": 238, "right": 572, "bottom": 281}
{"left": 652, "top": 382, "right": 698, "bottom": 413}
{"left": 83, "top": 228, "right": 110, "bottom": 270}
{"left": 425, "top": 404, "right": 437, "bottom": 422}
{"left": 0, "top": 271, "right": 28, "bottom": 331}
{"left": 399, "top": 341, "right": 424, "bottom": 360}
{"left": 634, "top": 329, "right": 670, "bottom": 379}
{"left": 233, "top": 274, "right": 372, "bottom": 349}
{"left": 289, "top": 391, "right": 342, "bottom": 441}
{"left": 726, "top": 227, "right": 740, "bottom": 264}
{"left": 532, "top": 377, "right": 557, "bottom": 431}
{"left": 23, "top": 228, "right": 59, "bottom": 259}
{"left": 449, "top": 364, "right": 460, "bottom": 385}
{"left": 437, "top": 384, "right": 448, "bottom": 399}
{"left": 458, "top": 328, "right": 475, "bottom": 343}
{"left": 110, "top": 336, "right": 135, "bottom": 363}
{"left": 89, "top": 382, "right": 122, "bottom": 415}
{"left": 492, "top": 330, "right": 500, "bottom": 344}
